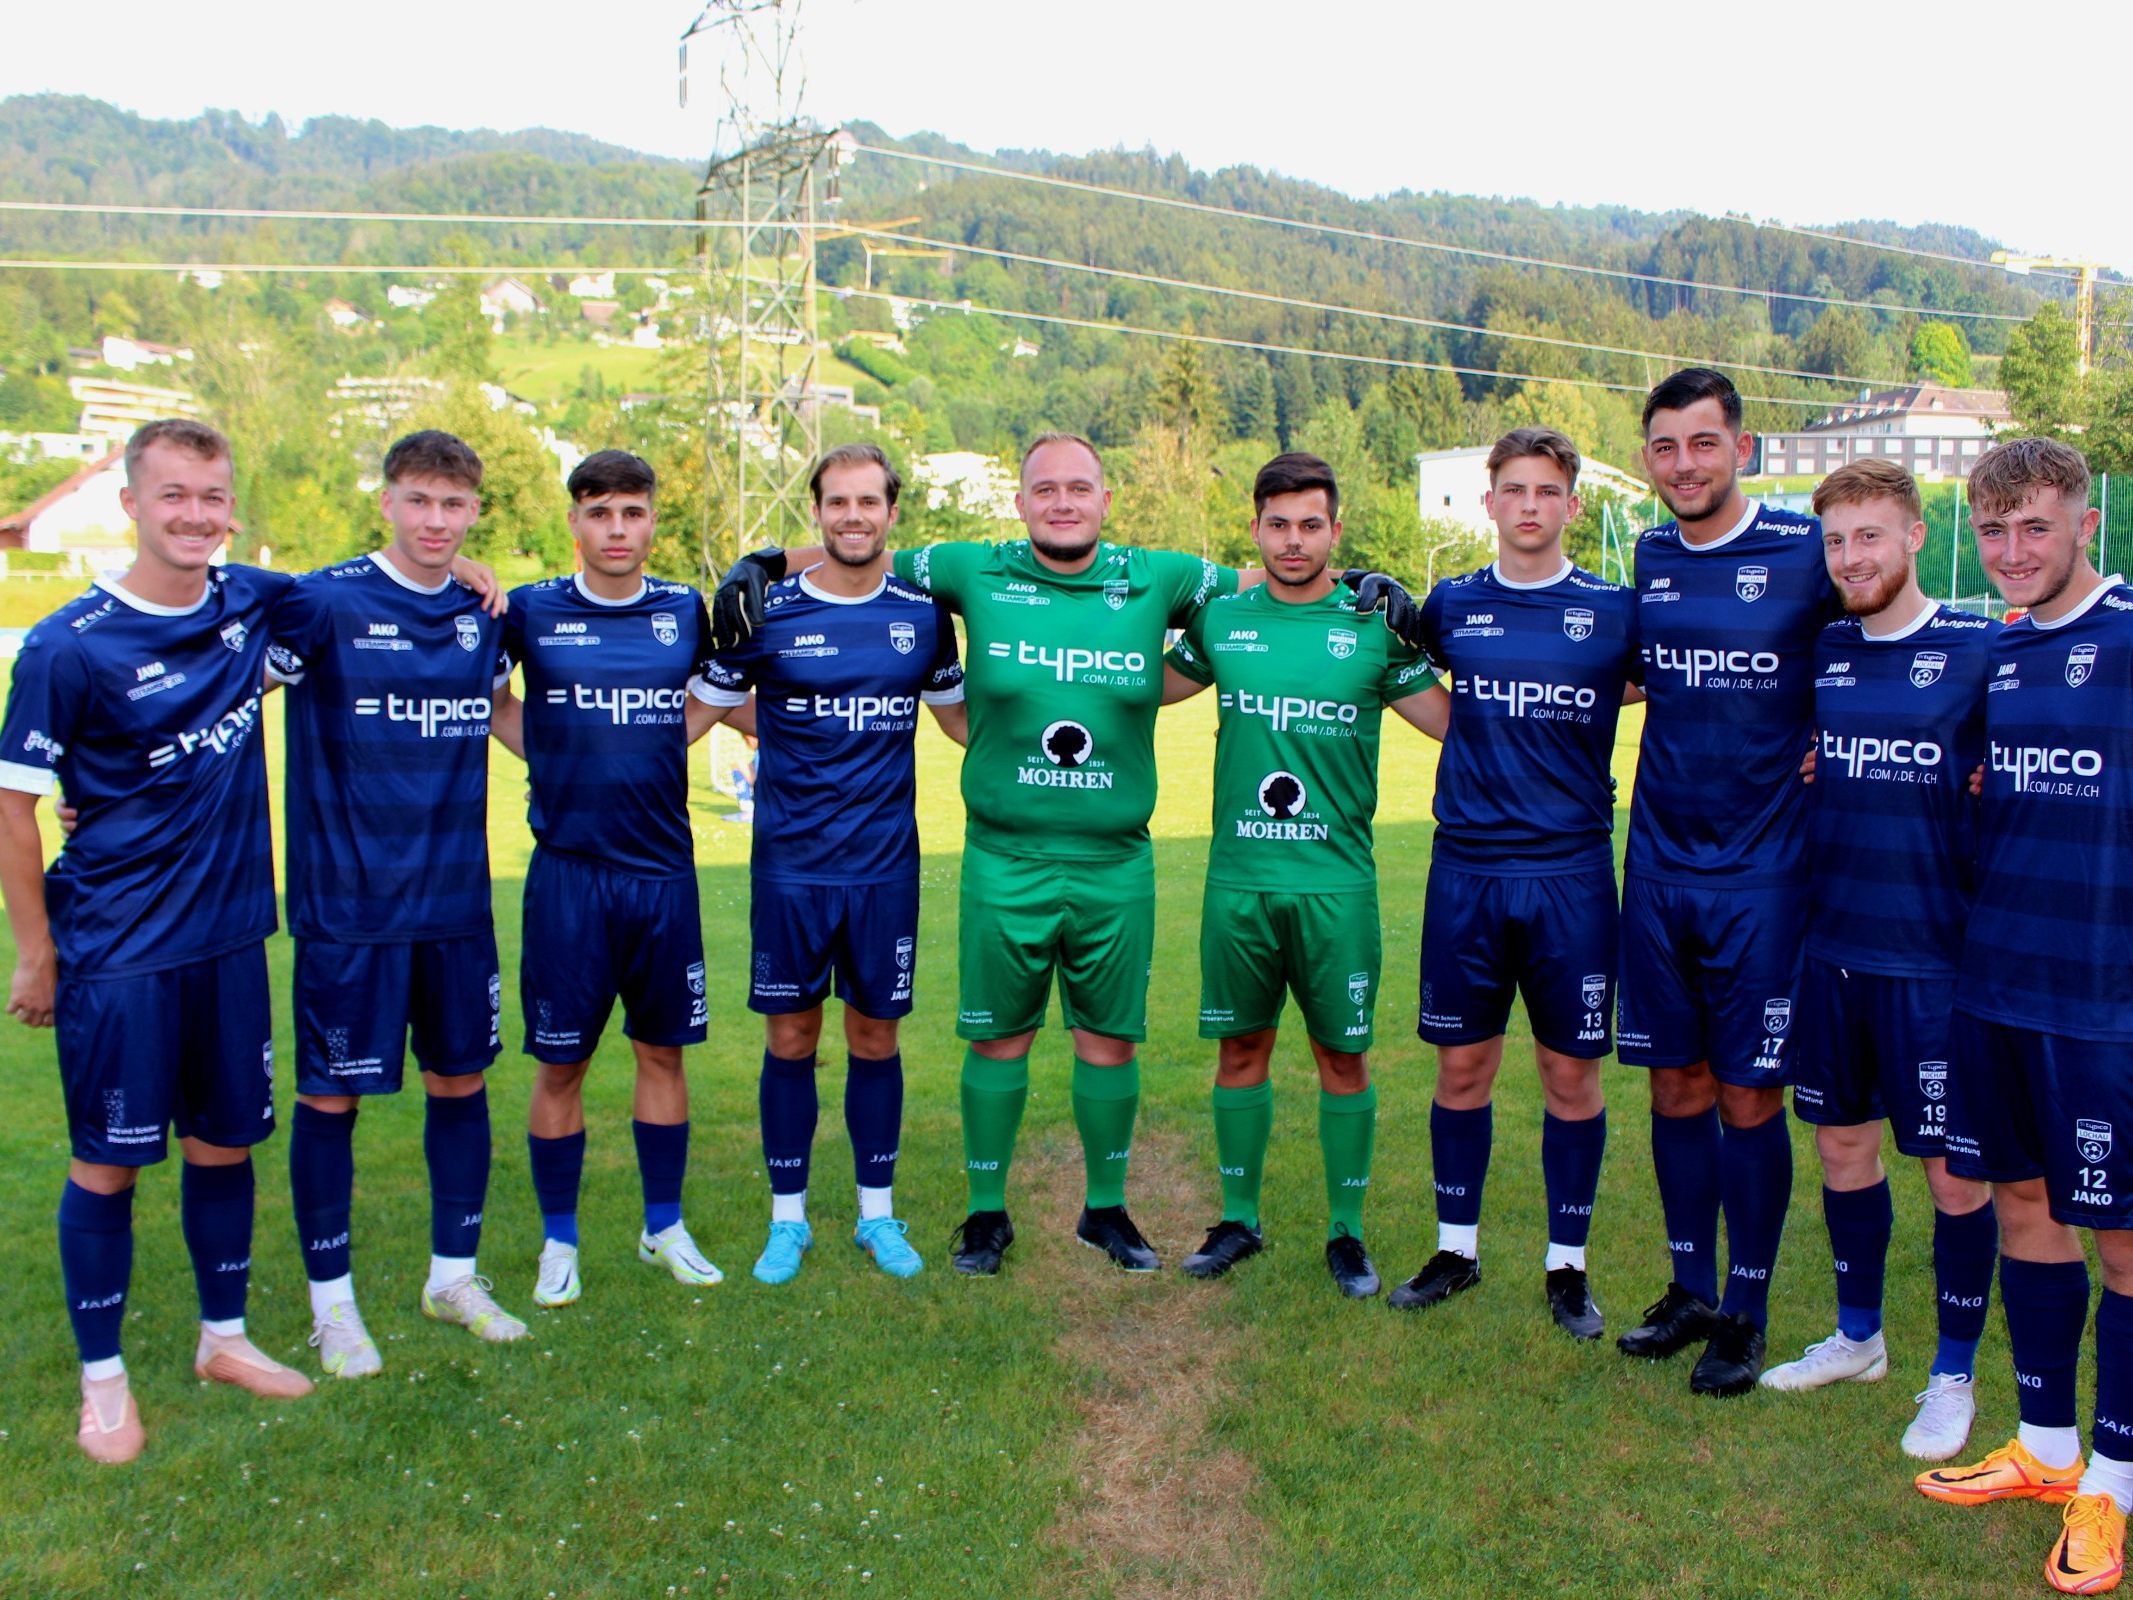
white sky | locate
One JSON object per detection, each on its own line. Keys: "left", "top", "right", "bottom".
{"left": 7, "top": 0, "right": 2128, "bottom": 272}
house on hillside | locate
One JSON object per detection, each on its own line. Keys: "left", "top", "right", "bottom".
{"left": 0, "top": 446, "right": 138, "bottom": 569}
{"left": 567, "top": 271, "right": 616, "bottom": 299}
{"left": 70, "top": 376, "right": 202, "bottom": 441}
{"left": 386, "top": 284, "right": 438, "bottom": 311}
{"left": 324, "top": 299, "right": 368, "bottom": 329}
{"left": 914, "top": 452, "right": 1019, "bottom": 520}
{"left": 1756, "top": 383, "right": 2012, "bottom": 481}
{"left": 579, "top": 300, "right": 621, "bottom": 330}
{"left": 1414, "top": 447, "right": 1650, "bottom": 538}
{"left": 100, "top": 336, "right": 193, "bottom": 372}
{"left": 479, "top": 277, "right": 544, "bottom": 321}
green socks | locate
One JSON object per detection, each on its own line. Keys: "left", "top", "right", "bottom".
{"left": 1320, "top": 1082, "right": 1378, "bottom": 1240}
{"left": 1212, "top": 1080, "right": 1274, "bottom": 1228}
{"left": 1072, "top": 1056, "right": 1140, "bottom": 1210}
{"left": 960, "top": 1048, "right": 1029, "bottom": 1212}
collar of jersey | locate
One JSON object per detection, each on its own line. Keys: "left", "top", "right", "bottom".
{"left": 2028, "top": 574, "right": 2127, "bottom": 631}
{"left": 1675, "top": 498, "right": 1761, "bottom": 553}
{"left": 95, "top": 574, "right": 215, "bottom": 617}
{"left": 572, "top": 572, "right": 647, "bottom": 607}
{"left": 798, "top": 568, "right": 885, "bottom": 606}
{"left": 1488, "top": 557, "right": 1574, "bottom": 591}
{"left": 368, "top": 550, "right": 453, "bottom": 596}
{"left": 1858, "top": 596, "right": 1939, "bottom": 643}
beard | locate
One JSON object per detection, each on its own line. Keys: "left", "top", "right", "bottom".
{"left": 823, "top": 530, "right": 885, "bottom": 568}
{"left": 1030, "top": 527, "right": 1099, "bottom": 563}
{"left": 1268, "top": 551, "right": 1330, "bottom": 588}
{"left": 1656, "top": 469, "right": 1735, "bottom": 525}
{"left": 1840, "top": 564, "right": 1912, "bottom": 617}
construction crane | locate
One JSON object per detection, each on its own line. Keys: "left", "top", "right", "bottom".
{"left": 1993, "top": 252, "right": 2113, "bottom": 375}
{"left": 816, "top": 216, "right": 953, "bottom": 291}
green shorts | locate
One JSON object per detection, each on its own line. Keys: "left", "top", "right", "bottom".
{"left": 1198, "top": 882, "right": 1382, "bottom": 1051}
{"left": 956, "top": 842, "right": 1155, "bottom": 1042}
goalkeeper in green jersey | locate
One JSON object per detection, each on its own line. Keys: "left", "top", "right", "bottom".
{"left": 711, "top": 434, "right": 1424, "bottom": 1276}
{"left": 1162, "top": 452, "right": 1440, "bottom": 1298}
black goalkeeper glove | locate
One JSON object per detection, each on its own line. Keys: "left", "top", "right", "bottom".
{"left": 709, "top": 547, "right": 788, "bottom": 652}
{"left": 1342, "top": 568, "right": 1424, "bottom": 650}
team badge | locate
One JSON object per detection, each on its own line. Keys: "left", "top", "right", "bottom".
{"left": 1919, "top": 1061, "right": 1948, "bottom": 1102}
{"left": 219, "top": 619, "right": 248, "bottom": 652}
{"left": 686, "top": 961, "right": 706, "bottom": 996}
{"left": 1257, "top": 770, "right": 1306, "bottom": 819}
{"left": 1040, "top": 720, "right": 1094, "bottom": 767}
{"left": 1102, "top": 578, "right": 1129, "bottom": 612}
{"left": 2069, "top": 642, "right": 2098, "bottom": 688}
{"left": 2079, "top": 1118, "right": 2115, "bottom": 1164}
{"left": 1909, "top": 650, "right": 1947, "bottom": 688}
{"left": 651, "top": 611, "right": 678, "bottom": 647}
{"left": 896, "top": 937, "right": 915, "bottom": 972}
{"left": 1735, "top": 565, "right": 1769, "bottom": 604}
{"left": 487, "top": 972, "right": 502, "bottom": 1014}
{"left": 1563, "top": 607, "right": 1594, "bottom": 643}
{"left": 1581, "top": 974, "right": 1606, "bottom": 1012}
{"left": 1326, "top": 628, "right": 1357, "bottom": 660}
{"left": 888, "top": 621, "right": 916, "bottom": 655}
{"left": 455, "top": 614, "right": 481, "bottom": 653}
{"left": 1763, "top": 997, "right": 1792, "bottom": 1035}
{"left": 1347, "top": 971, "right": 1370, "bottom": 1006}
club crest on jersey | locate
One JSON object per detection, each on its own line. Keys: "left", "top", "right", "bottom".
{"left": 1326, "top": 628, "right": 1357, "bottom": 660}
{"left": 1563, "top": 607, "right": 1594, "bottom": 643}
{"left": 889, "top": 621, "right": 916, "bottom": 655}
{"left": 896, "top": 937, "right": 914, "bottom": 972}
{"left": 487, "top": 972, "right": 502, "bottom": 1013}
{"left": 2079, "top": 1119, "right": 2114, "bottom": 1164}
{"left": 455, "top": 614, "right": 481, "bottom": 653}
{"left": 1581, "top": 974, "right": 1606, "bottom": 1012}
{"left": 1347, "top": 971, "right": 1370, "bottom": 1006}
{"left": 1735, "top": 565, "right": 1769, "bottom": 604}
{"left": 217, "top": 619, "right": 248, "bottom": 653}
{"left": 686, "top": 961, "right": 706, "bottom": 996}
{"left": 1041, "top": 720, "right": 1094, "bottom": 767}
{"left": 1102, "top": 577, "right": 1129, "bottom": 612}
{"left": 1763, "top": 997, "right": 1792, "bottom": 1035}
{"left": 2069, "top": 642, "right": 2098, "bottom": 688}
{"left": 651, "top": 611, "right": 678, "bottom": 647}
{"left": 1919, "top": 1061, "right": 1948, "bottom": 1102}
{"left": 1910, "top": 650, "right": 1947, "bottom": 688}
{"left": 1258, "top": 770, "right": 1306, "bottom": 818}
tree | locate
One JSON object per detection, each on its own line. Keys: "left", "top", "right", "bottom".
{"left": 1227, "top": 357, "right": 1277, "bottom": 445}
{"left": 1909, "top": 322, "right": 1974, "bottom": 387}
{"left": 1797, "top": 307, "right": 1873, "bottom": 378}
{"left": 2002, "top": 304, "right": 2084, "bottom": 440}
{"left": 401, "top": 383, "right": 570, "bottom": 569}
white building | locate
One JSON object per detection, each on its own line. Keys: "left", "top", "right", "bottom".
{"left": 0, "top": 431, "right": 110, "bottom": 463}
{"left": 1757, "top": 384, "right": 2012, "bottom": 481}
{"left": 478, "top": 277, "right": 544, "bottom": 324}
{"left": 1414, "top": 447, "right": 1649, "bottom": 536}
{"left": 323, "top": 299, "right": 367, "bottom": 329}
{"left": 567, "top": 271, "right": 616, "bottom": 299}
{"left": 0, "top": 446, "right": 139, "bottom": 569}
{"left": 914, "top": 451, "right": 1020, "bottom": 520}
{"left": 386, "top": 284, "right": 438, "bottom": 310}
{"left": 100, "top": 335, "right": 192, "bottom": 372}
{"left": 70, "top": 376, "right": 202, "bottom": 441}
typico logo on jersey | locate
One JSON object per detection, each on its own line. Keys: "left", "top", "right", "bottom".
{"left": 545, "top": 684, "right": 690, "bottom": 724}
{"left": 1459, "top": 676, "right": 1598, "bottom": 718}
{"left": 778, "top": 693, "right": 917, "bottom": 731}
{"left": 1818, "top": 729, "right": 1944, "bottom": 779}
{"left": 986, "top": 640, "right": 1147, "bottom": 681}
{"left": 1231, "top": 691, "right": 1360, "bottom": 733}
{"left": 146, "top": 692, "right": 262, "bottom": 768}
{"left": 352, "top": 693, "right": 492, "bottom": 737}
{"left": 1648, "top": 643, "right": 1781, "bottom": 687}
{"left": 1991, "top": 740, "right": 2104, "bottom": 793}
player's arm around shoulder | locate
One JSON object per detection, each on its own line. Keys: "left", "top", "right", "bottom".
{"left": 1147, "top": 548, "right": 1241, "bottom": 627}
{"left": 1380, "top": 622, "right": 1445, "bottom": 740}
{"left": 890, "top": 539, "right": 994, "bottom": 613}
{"left": 1160, "top": 598, "right": 1216, "bottom": 704}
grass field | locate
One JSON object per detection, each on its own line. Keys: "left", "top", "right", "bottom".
{"left": 0, "top": 680, "right": 2082, "bottom": 1599}
{"left": 494, "top": 339, "right": 667, "bottom": 404}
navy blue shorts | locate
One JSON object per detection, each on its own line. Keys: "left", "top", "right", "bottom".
{"left": 1615, "top": 874, "right": 1807, "bottom": 1086}
{"left": 1417, "top": 862, "right": 1618, "bottom": 1058}
{"left": 1947, "top": 1013, "right": 2133, "bottom": 1229}
{"left": 57, "top": 942, "right": 275, "bottom": 1166}
{"left": 294, "top": 929, "right": 501, "bottom": 1096}
{"left": 749, "top": 876, "right": 918, "bottom": 1020}
{"left": 520, "top": 847, "right": 707, "bottom": 1063}
{"left": 1791, "top": 958, "right": 1953, "bottom": 1157}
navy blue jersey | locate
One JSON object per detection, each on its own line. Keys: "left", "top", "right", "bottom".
{"left": 1808, "top": 604, "right": 1996, "bottom": 977}
{"left": 0, "top": 567, "right": 288, "bottom": 976}
{"left": 1958, "top": 579, "right": 2133, "bottom": 1040}
{"left": 1628, "top": 502, "right": 1837, "bottom": 886}
{"left": 268, "top": 554, "right": 509, "bottom": 943}
{"left": 1419, "top": 561, "right": 1639, "bottom": 875}
{"left": 502, "top": 574, "right": 715, "bottom": 879}
{"left": 703, "top": 568, "right": 963, "bottom": 885}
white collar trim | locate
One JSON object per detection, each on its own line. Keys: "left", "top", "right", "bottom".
{"left": 96, "top": 576, "right": 211, "bottom": 617}
{"left": 368, "top": 550, "right": 454, "bottom": 596}
{"left": 2031, "top": 575, "right": 2126, "bottom": 630}
{"left": 573, "top": 572, "right": 647, "bottom": 608}
{"left": 1679, "top": 498, "right": 1761, "bottom": 553}
{"left": 799, "top": 568, "right": 886, "bottom": 606}
{"left": 1490, "top": 557, "right": 1574, "bottom": 591}
{"left": 1860, "top": 597, "right": 1938, "bottom": 642}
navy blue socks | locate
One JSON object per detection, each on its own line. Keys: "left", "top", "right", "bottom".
{"left": 1716, "top": 1111, "right": 1792, "bottom": 1329}
{"left": 181, "top": 1159, "right": 254, "bottom": 1329}
{"left": 289, "top": 1101, "right": 356, "bottom": 1286}
{"left": 528, "top": 1129, "right": 586, "bottom": 1248}
{"left": 1651, "top": 1107, "right": 1721, "bottom": 1303}
{"left": 1824, "top": 1179, "right": 1893, "bottom": 1342}
{"left": 633, "top": 1119, "right": 689, "bottom": 1236}
{"left": 58, "top": 1180, "right": 133, "bottom": 1367}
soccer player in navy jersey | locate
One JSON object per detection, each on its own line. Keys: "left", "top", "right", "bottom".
{"left": 0, "top": 419, "right": 313, "bottom": 1463}
{"left": 1614, "top": 368, "right": 1839, "bottom": 1396}
{"left": 488, "top": 450, "right": 725, "bottom": 1306}
{"left": 273, "top": 430, "right": 523, "bottom": 1373}
{"left": 1380, "top": 427, "right": 1638, "bottom": 1338}
{"left": 701, "top": 444, "right": 967, "bottom": 1284}
{"left": 1909, "top": 439, "right": 2133, "bottom": 1595}
{"left": 1755, "top": 459, "right": 1998, "bottom": 1462}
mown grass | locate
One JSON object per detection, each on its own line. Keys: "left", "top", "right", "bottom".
{"left": 0, "top": 676, "right": 2086, "bottom": 1598}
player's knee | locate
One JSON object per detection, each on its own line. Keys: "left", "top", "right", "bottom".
{"left": 1648, "top": 1063, "right": 1715, "bottom": 1118}
{"left": 843, "top": 1012, "right": 899, "bottom": 1060}
{"left": 1433, "top": 1041, "right": 1500, "bottom": 1106}
{"left": 2096, "top": 1232, "right": 2133, "bottom": 1297}
{"left": 765, "top": 1011, "right": 823, "bottom": 1060}
{"left": 1716, "top": 1080, "right": 1783, "bottom": 1129}
{"left": 67, "top": 1159, "right": 138, "bottom": 1196}
{"left": 1812, "top": 1122, "right": 1884, "bottom": 1188}
{"left": 299, "top": 1092, "right": 360, "bottom": 1115}
{"left": 1921, "top": 1158, "right": 1990, "bottom": 1216}
{"left": 1998, "top": 1178, "right": 2081, "bottom": 1260}
{"left": 1070, "top": 1029, "right": 1136, "bottom": 1068}
{"left": 1533, "top": 1048, "right": 1602, "bottom": 1117}
{"left": 1316, "top": 1050, "right": 1369, "bottom": 1094}
{"left": 423, "top": 1068, "right": 485, "bottom": 1100}
{"left": 1215, "top": 1031, "right": 1275, "bottom": 1087}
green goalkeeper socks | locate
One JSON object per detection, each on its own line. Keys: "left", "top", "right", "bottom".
{"left": 1320, "top": 1082, "right": 1378, "bottom": 1240}
{"left": 1212, "top": 1080, "right": 1274, "bottom": 1229}
{"left": 960, "top": 1048, "right": 1028, "bottom": 1212}
{"left": 1072, "top": 1056, "right": 1140, "bottom": 1210}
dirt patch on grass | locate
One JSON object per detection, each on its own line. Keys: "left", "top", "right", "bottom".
{"left": 1019, "top": 1131, "right": 1268, "bottom": 1600}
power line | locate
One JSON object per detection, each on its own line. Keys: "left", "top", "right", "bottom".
{"left": 0, "top": 199, "right": 737, "bottom": 230}
{"left": 834, "top": 286, "right": 1842, "bottom": 409}
{"left": 0, "top": 259, "right": 683, "bottom": 275}
{"left": 1724, "top": 213, "right": 2103, "bottom": 285}
{"left": 846, "top": 225, "right": 1908, "bottom": 389}
{"left": 848, "top": 142, "right": 2034, "bottom": 325}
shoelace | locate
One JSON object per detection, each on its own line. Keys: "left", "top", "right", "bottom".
{"left": 2065, "top": 1495, "right": 2122, "bottom": 1546}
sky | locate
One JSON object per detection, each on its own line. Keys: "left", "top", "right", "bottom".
{"left": 7, "top": 0, "right": 2128, "bottom": 272}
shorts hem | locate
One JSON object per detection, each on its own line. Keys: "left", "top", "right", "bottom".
{"left": 70, "top": 1141, "right": 169, "bottom": 1167}
{"left": 1201, "top": 1018, "right": 1282, "bottom": 1041}
{"left": 750, "top": 993, "right": 832, "bottom": 1017}
{"left": 523, "top": 1042, "right": 597, "bottom": 1066}
{"left": 1887, "top": 1136, "right": 1950, "bottom": 1161}
{"left": 414, "top": 1053, "right": 497, "bottom": 1080}
{"left": 2050, "top": 1206, "right": 2133, "bottom": 1231}
{"left": 1614, "top": 1049, "right": 1702, "bottom": 1070}
{"left": 1417, "top": 1023, "right": 1510, "bottom": 1048}
{"left": 1531, "top": 1033, "right": 1611, "bottom": 1062}
{"left": 622, "top": 1024, "right": 711, "bottom": 1048}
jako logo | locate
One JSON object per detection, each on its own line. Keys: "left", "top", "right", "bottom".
{"left": 1651, "top": 643, "right": 1780, "bottom": 687}
{"left": 1819, "top": 729, "right": 1944, "bottom": 778}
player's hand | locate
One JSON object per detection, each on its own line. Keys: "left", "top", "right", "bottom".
{"left": 451, "top": 554, "right": 509, "bottom": 617}
{"left": 710, "top": 548, "right": 787, "bottom": 652}
{"left": 7, "top": 945, "right": 56, "bottom": 1028}
{"left": 1343, "top": 569, "right": 1424, "bottom": 650}
{"left": 1798, "top": 744, "right": 1817, "bottom": 786}
{"left": 1970, "top": 762, "right": 1984, "bottom": 797}
{"left": 55, "top": 798, "right": 78, "bottom": 835}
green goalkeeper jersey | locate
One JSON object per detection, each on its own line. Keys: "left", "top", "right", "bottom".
{"left": 892, "top": 539, "right": 1236, "bottom": 861}
{"left": 1166, "top": 582, "right": 1431, "bottom": 893}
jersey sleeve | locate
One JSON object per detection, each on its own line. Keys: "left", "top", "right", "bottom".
{"left": 1378, "top": 631, "right": 1435, "bottom": 704}
{"left": 1418, "top": 582, "right": 1451, "bottom": 672}
{"left": 1622, "top": 598, "right": 1644, "bottom": 687}
{"left": 0, "top": 625, "right": 84, "bottom": 796}
{"left": 498, "top": 590, "right": 530, "bottom": 670}
{"left": 264, "top": 573, "right": 333, "bottom": 685}
{"left": 920, "top": 604, "right": 965, "bottom": 704}
{"left": 685, "top": 593, "right": 722, "bottom": 704}
{"left": 1149, "top": 551, "right": 1237, "bottom": 628}
{"left": 701, "top": 627, "right": 759, "bottom": 707}
{"left": 890, "top": 542, "right": 985, "bottom": 612}
{"left": 1163, "top": 607, "right": 1215, "bottom": 687}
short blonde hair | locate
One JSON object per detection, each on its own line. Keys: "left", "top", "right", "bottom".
{"left": 1812, "top": 458, "right": 1922, "bottom": 524}
{"left": 1969, "top": 437, "right": 2091, "bottom": 518}
{"left": 1019, "top": 431, "right": 1103, "bottom": 483}
{"left": 124, "top": 417, "right": 230, "bottom": 483}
